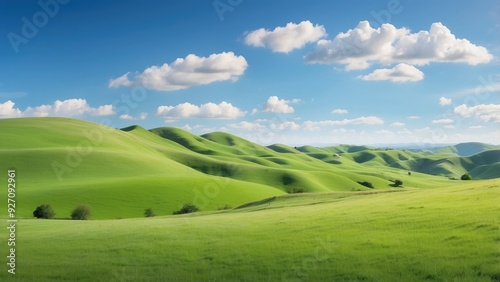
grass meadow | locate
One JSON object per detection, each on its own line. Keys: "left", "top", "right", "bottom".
{"left": 1, "top": 179, "right": 498, "bottom": 281}
{"left": 0, "top": 118, "right": 498, "bottom": 281}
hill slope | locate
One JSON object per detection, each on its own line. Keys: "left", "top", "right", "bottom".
{"left": 433, "top": 142, "right": 500, "bottom": 156}
{"left": 1, "top": 179, "right": 498, "bottom": 281}
{"left": 0, "top": 117, "right": 498, "bottom": 219}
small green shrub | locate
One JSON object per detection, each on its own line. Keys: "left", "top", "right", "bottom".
{"left": 357, "top": 181, "right": 374, "bottom": 189}
{"left": 173, "top": 203, "right": 199, "bottom": 215}
{"left": 71, "top": 204, "right": 91, "bottom": 220}
{"left": 461, "top": 173, "right": 472, "bottom": 180}
{"left": 144, "top": 208, "right": 155, "bottom": 217}
{"left": 394, "top": 179, "right": 403, "bottom": 187}
{"left": 33, "top": 204, "right": 55, "bottom": 219}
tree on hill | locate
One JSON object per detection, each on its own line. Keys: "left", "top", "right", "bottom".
{"left": 173, "top": 203, "right": 199, "bottom": 215}
{"left": 393, "top": 179, "right": 403, "bottom": 187}
{"left": 33, "top": 204, "right": 55, "bottom": 219}
{"left": 144, "top": 208, "right": 155, "bottom": 217}
{"left": 71, "top": 204, "right": 91, "bottom": 220}
{"left": 461, "top": 173, "right": 472, "bottom": 180}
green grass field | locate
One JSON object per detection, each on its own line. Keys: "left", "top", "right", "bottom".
{"left": 0, "top": 179, "right": 498, "bottom": 281}
{"left": 0, "top": 117, "right": 498, "bottom": 281}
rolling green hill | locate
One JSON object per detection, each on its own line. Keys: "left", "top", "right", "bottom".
{"left": 0, "top": 117, "right": 498, "bottom": 220}
{"left": 0, "top": 117, "right": 498, "bottom": 281}
{"left": 0, "top": 179, "right": 498, "bottom": 281}
{"left": 433, "top": 142, "right": 500, "bottom": 156}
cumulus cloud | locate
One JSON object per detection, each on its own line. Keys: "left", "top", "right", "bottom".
{"left": 270, "top": 121, "right": 300, "bottom": 131}
{"left": 332, "top": 108, "right": 348, "bottom": 114}
{"left": 454, "top": 104, "right": 500, "bottom": 122}
{"left": 88, "top": 105, "right": 115, "bottom": 116}
{"left": 432, "top": 118, "right": 454, "bottom": 124}
{"left": 391, "top": 122, "right": 405, "bottom": 127}
{"left": 119, "top": 112, "right": 147, "bottom": 121}
{"left": 302, "top": 116, "right": 384, "bottom": 131}
{"left": 439, "top": 97, "right": 452, "bottom": 106}
{"left": 263, "top": 96, "right": 296, "bottom": 113}
{"left": 0, "top": 99, "right": 115, "bottom": 118}
{"left": 305, "top": 21, "right": 492, "bottom": 70}
{"left": 119, "top": 114, "right": 135, "bottom": 120}
{"left": 109, "top": 52, "right": 248, "bottom": 91}
{"left": 108, "top": 72, "right": 133, "bottom": 88}
{"left": 0, "top": 101, "right": 23, "bottom": 118}
{"left": 358, "top": 63, "right": 424, "bottom": 82}
{"left": 245, "top": 20, "right": 326, "bottom": 53}
{"left": 228, "top": 121, "right": 265, "bottom": 131}
{"left": 156, "top": 101, "right": 246, "bottom": 119}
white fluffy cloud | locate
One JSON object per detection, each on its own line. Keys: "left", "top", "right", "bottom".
{"left": 358, "top": 63, "right": 424, "bottom": 82}
{"left": 109, "top": 52, "right": 248, "bottom": 91}
{"left": 305, "top": 21, "right": 492, "bottom": 70}
{"left": 156, "top": 101, "right": 246, "bottom": 119}
{"left": 332, "top": 108, "right": 348, "bottom": 114}
{"left": 432, "top": 118, "right": 454, "bottom": 124}
{"left": 108, "top": 72, "right": 133, "bottom": 88}
{"left": 228, "top": 121, "right": 265, "bottom": 131}
{"left": 391, "top": 122, "right": 405, "bottom": 127}
{"left": 302, "top": 116, "right": 384, "bottom": 131}
{"left": 0, "top": 101, "right": 23, "bottom": 117}
{"left": 1, "top": 99, "right": 115, "bottom": 118}
{"left": 119, "top": 112, "right": 147, "bottom": 121}
{"left": 439, "top": 97, "right": 452, "bottom": 106}
{"left": 245, "top": 20, "right": 326, "bottom": 53}
{"left": 88, "top": 105, "right": 115, "bottom": 116}
{"left": 454, "top": 104, "right": 500, "bottom": 123}
{"left": 263, "top": 96, "right": 297, "bottom": 113}
{"left": 270, "top": 121, "right": 301, "bottom": 131}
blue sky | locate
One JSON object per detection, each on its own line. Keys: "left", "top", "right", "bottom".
{"left": 1, "top": 0, "right": 499, "bottom": 145}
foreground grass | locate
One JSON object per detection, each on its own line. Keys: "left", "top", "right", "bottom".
{"left": 1, "top": 180, "right": 499, "bottom": 281}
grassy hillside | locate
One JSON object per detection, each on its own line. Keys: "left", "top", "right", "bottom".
{"left": 0, "top": 118, "right": 285, "bottom": 219}
{"left": 434, "top": 142, "right": 500, "bottom": 156}
{"left": 0, "top": 117, "right": 498, "bottom": 220}
{"left": 296, "top": 145, "right": 500, "bottom": 180}
{"left": 0, "top": 179, "right": 498, "bottom": 281}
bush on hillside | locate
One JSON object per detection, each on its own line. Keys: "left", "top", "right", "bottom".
{"left": 357, "top": 181, "right": 374, "bottom": 189}
{"left": 173, "top": 203, "right": 199, "bottom": 215}
{"left": 71, "top": 204, "right": 92, "bottom": 220}
{"left": 33, "top": 204, "right": 55, "bottom": 219}
{"left": 394, "top": 179, "right": 403, "bottom": 187}
{"left": 461, "top": 173, "right": 472, "bottom": 180}
{"left": 144, "top": 208, "right": 155, "bottom": 217}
